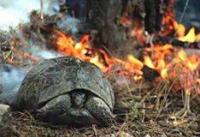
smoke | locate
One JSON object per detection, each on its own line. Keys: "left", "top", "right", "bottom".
{"left": 0, "top": 64, "right": 27, "bottom": 105}
{"left": 57, "top": 16, "right": 80, "bottom": 34}
{"left": 0, "top": 48, "right": 62, "bottom": 105}
{"left": 0, "top": 0, "right": 61, "bottom": 31}
{"left": 26, "top": 46, "right": 62, "bottom": 59}
{"left": 0, "top": 0, "right": 80, "bottom": 105}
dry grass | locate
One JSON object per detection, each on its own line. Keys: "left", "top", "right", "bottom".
{"left": 1, "top": 77, "right": 200, "bottom": 137}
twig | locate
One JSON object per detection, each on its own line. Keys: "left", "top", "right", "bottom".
{"left": 40, "top": 0, "right": 44, "bottom": 21}
{"left": 179, "top": 0, "right": 190, "bottom": 23}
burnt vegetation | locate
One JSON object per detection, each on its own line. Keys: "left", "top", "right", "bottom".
{"left": 0, "top": 0, "right": 200, "bottom": 137}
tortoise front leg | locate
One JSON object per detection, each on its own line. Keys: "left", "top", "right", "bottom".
{"left": 36, "top": 94, "right": 71, "bottom": 123}
{"left": 36, "top": 93, "right": 97, "bottom": 125}
{"left": 85, "top": 95, "right": 115, "bottom": 126}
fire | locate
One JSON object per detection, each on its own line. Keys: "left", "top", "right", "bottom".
{"left": 51, "top": 6, "right": 200, "bottom": 90}
{"left": 55, "top": 30, "right": 109, "bottom": 71}
{"left": 178, "top": 27, "right": 196, "bottom": 43}
{"left": 56, "top": 30, "right": 74, "bottom": 54}
{"left": 172, "top": 49, "right": 199, "bottom": 71}
{"left": 53, "top": 29, "right": 144, "bottom": 76}
{"left": 147, "top": 8, "right": 200, "bottom": 83}
{"left": 127, "top": 55, "right": 143, "bottom": 69}
{"left": 174, "top": 23, "right": 185, "bottom": 37}
{"left": 161, "top": 5, "right": 199, "bottom": 39}
{"left": 53, "top": 26, "right": 200, "bottom": 85}
{"left": 143, "top": 46, "right": 199, "bottom": 80}
{"left": 162, "top": 9, "right": 200, "bottom": 43}
{"left": 160, "top": 8, "right": 177, "bottom": 36}
{"left": 143, "top": 56, "right": 155, "bottom": 69}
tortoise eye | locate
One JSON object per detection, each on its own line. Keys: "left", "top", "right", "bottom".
{"left": 1, "top": 45, "right": 11, "bottom": 52}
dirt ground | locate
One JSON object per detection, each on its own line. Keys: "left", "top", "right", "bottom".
{"left": 1, "top": 79, "right": 200, "bottom": 137}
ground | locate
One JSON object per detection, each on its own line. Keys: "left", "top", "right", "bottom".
{"left": 1, "top": 78, "right": 200, "bottom": 137}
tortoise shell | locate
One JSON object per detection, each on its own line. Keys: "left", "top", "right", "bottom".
{"left": 15, "top": 57, "right": 114, "bottom": 111}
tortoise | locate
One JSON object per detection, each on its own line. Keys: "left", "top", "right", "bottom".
{"left": 15, "top": 56, "right": 115, "bottom": 126}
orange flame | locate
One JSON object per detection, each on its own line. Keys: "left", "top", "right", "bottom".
{"left": 52, "top": 7, "right": 200, "bottom": 89}
{"left": 53, "top": 27, "right": 200, "bottom": 85}
{"left": 53, "top": 29, "right": 144, "bottom": 77}
{"left": 179, "top": 27, "right": 196, "bottom": 43}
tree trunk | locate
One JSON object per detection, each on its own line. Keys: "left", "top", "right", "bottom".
{"left": 87, "top": 0, "right": 134, "bottom": 58}
{"left": 144, "top": 0, "right": 162, "bottom": 34}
